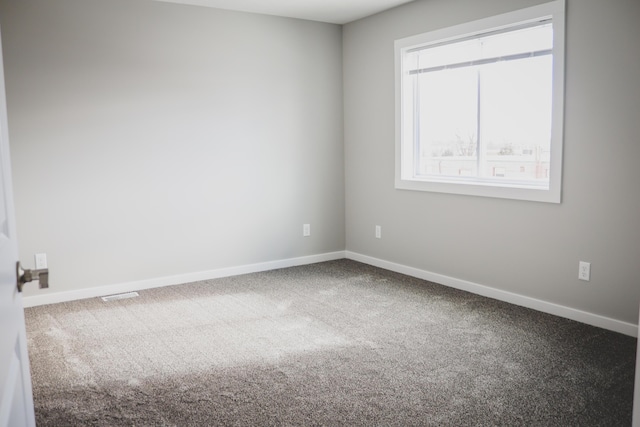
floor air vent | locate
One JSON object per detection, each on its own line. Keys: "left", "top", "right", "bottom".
{"left": 101, "top": 292, "right": 139, "bottom": 302}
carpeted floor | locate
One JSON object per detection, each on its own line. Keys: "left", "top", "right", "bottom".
{"left": 25, "top": 259, "right": 636, "bottom": 426}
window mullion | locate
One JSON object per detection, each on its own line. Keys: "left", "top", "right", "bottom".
{"left": 476, "top": 67, "right": 482, "bottom": 178}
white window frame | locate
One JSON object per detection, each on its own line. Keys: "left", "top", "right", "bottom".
{"left": 394, "top": 0, "right": 565, "bottom": 203}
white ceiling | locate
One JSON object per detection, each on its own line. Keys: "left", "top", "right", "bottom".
{"left": 152, "top": 0, "right": 416, "bottom": 24}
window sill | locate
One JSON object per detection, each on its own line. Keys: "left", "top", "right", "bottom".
{"left": 395, "top": 177, "right": 561, "bottom": 203}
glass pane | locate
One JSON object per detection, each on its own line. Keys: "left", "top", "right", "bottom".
{"left": 409, "top": 23, "right": 553, "bottom": 72}
{"left": 416, "top": 39, "right": 482, "bottom": 70}
{"left": 479, "top": 24, "right": 553, "bottom": 59}
{"left": 416, "top": 66, "right": 478, "bottom": 177}
{"left": 479, "top": 55, "right": 553, "bottom": 183}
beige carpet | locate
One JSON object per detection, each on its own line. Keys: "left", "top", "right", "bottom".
{"left": 25, "top": 260, "right": 636, "bottom": 426}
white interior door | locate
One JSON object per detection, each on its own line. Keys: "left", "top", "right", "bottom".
{"left": 0, "top": 27, "right": 36, "bottom": 427}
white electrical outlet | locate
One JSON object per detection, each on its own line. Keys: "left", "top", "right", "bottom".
{"left": 375, "top": 225, "right": 382, "bottom": 239}
{"left": 303, "top": 224, "right": 311, "bottom": 237}
{"left": 35, "top": 253, "right": 47, "bottom": 269}
{"left": 578, "top": 261, "right": 591, "bottom": 281}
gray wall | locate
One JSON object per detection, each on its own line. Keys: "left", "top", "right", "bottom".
{"left": 344, "top": 0, "right": 640, "bottom": 324}
{"left": 0, "top": 0, "right": 345, "bottom": 295}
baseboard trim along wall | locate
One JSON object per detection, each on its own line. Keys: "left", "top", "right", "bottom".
{"left": 345, "top": 251, "right": 638, "bottom": 338}
{"left": 22, "top": 251, "right": 346, "bottom": 309}
{"left": 23, "top": 250, "right": 637, "bottom": 337}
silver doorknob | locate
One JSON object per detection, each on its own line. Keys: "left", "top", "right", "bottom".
{"left": 16, "top": 262, "right": 49, "bottom": 292}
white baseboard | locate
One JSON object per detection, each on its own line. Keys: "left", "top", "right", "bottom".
{"left": 23, "top": 251, "right": 346, "bottom": 308}
{"left": 345, "top": 251, "right": 638, "bottom": 338}
{"left": 23, "top": 249, "right": 638, "bottom": 338}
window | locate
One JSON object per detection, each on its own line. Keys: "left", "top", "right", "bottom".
{"left": 395, "top": 1, "right": 565, "bottom": 203}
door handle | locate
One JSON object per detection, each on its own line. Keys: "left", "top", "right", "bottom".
{"left": 16, "top": 262, "right": 49, "bottom": 292}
